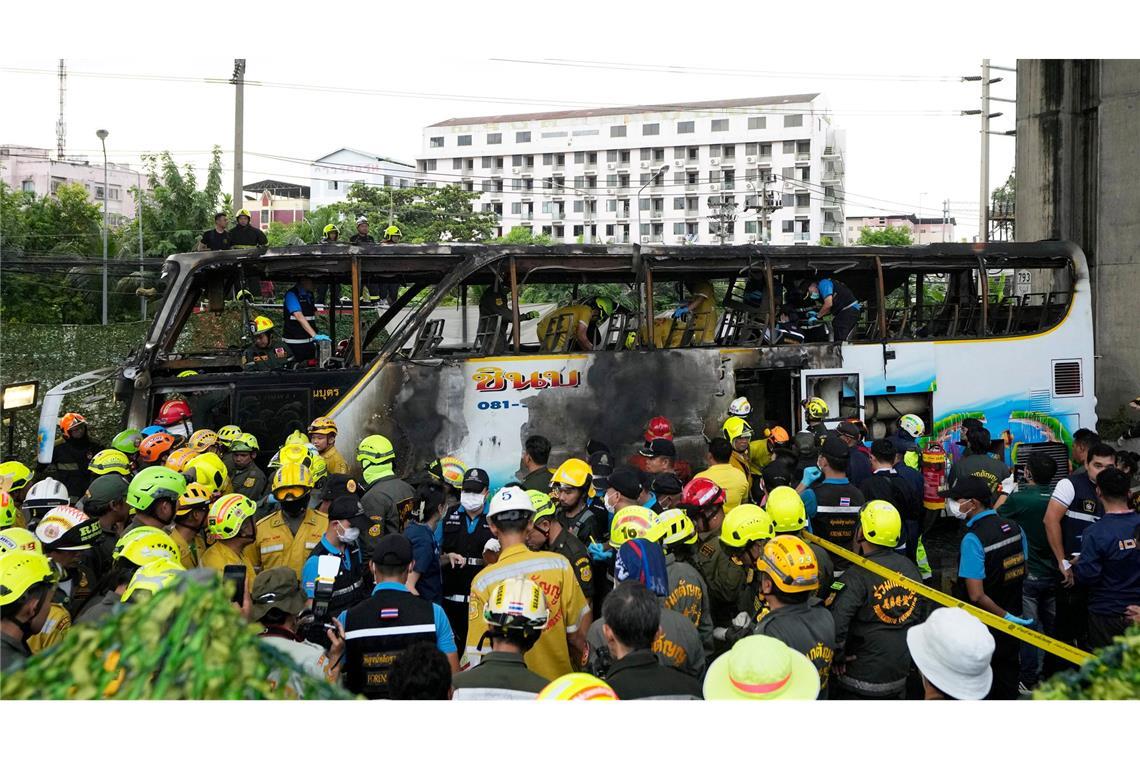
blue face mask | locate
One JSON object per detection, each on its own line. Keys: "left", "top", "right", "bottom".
{"left": 809, "top": 290, "right": 821, "bottom": 301}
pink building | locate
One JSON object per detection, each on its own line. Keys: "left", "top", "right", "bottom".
{"left": 845, "top": 213, "right": 957, "bottom": 244}
{"left": 242, "top": 180, "right": 309, "bottom": 230}
{"left": 0, "top": 145, "right": 141, "bottom": 222}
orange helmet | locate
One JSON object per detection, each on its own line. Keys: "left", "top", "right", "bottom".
{"left": 138, "top": 433, "right": 177, "bottom": 465}
{"left": 59, "top": 413, "right": 88, "bottom": 437}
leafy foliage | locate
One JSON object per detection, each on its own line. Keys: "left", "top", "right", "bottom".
{"left": 1034, "top": 625, "right": 1140, "bottom": 699}
{"left": 856, "top": 225, "right": 914, "bottom": 246}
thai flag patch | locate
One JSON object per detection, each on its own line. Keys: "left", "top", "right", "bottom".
{"left": 839, "top": 497, "right": 851, "bottom": 506}
{"left": 380, "top": 608, "right": 399, "bottom": 620}
{"left": 507, "top": 602, "right": 526, "bottom": 614}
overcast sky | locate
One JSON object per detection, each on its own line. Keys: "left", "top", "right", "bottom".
{"left": 1, "top": 2, "right": 1123, "bottom": 240}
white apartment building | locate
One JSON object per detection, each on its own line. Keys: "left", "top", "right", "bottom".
{"left": 416, "top": 94, "right": 845, "bottom": 245}
{"left": 845, "top": 214, "right": 958, "bottom": 244}
{"left": 0, "top": 145, "right": 141, "bottom": 222}
{"left": 310, "top": 148, "right": 416, "bottom": 210}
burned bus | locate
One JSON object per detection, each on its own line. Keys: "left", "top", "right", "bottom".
{"left": 38, "top": 241, "right": 1096, "bottom": 488}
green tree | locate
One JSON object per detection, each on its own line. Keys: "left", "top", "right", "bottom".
{"left": 492, "top": 226, "right": 554, "bottom": 245}
{"left": 991, "top": 170, "right": 1015, "bottom": 210}
{"left": 856, "top": 225, "right": 913, "bottom": 245}
{"left": 325, "top": 182, "right": 497, "bottom": 243}
{"left": 819, "top": 235, "right": 836, "bottom": 246}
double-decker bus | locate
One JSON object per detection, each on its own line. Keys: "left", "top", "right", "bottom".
{"left": 38, "top": 241, "right": 1095, "bottom": 487}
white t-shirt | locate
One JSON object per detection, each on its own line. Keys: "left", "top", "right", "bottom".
{"left": 262, "top": 636, "right": 334, "bottom": 697}
{"left": 1050, "top": 478, "right": 1076, "bottom": 508}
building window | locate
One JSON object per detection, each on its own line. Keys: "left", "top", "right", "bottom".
{"left": 760, "top": 143, "right": 772, "bottom": 157}
{"left": 452, "top": 158, "right": 463, "bottom": 169}
{"left": 711, "top": 118, "right": 729, "bottom": 132}
{"left": 653, "top": 148, "right": 664, "bottom": 162}
{"left": 640, "top": 147, "right": 652, "bottom": 160}
{"left": 21, "top": 180, "right": 35, "bottom": 194}
{"left": 429, "top": 136, "right": 444, "bottom": 148}
{"left": 328, "top": 180, "right": 339, "bottom": 190}
{"left": 458, "top": 134, "right": 472, "bottom": 146}
{"left": 723, "top": 145, "right": 735, "bottom": 159}
{"left": 673, "top": 197, "right": 685, "bottom": 210}
{"left": 782, "top": 220, "right": 795, "bottom": 233}
{"left": 688, "top": 146, "right": 699, "bottom": 161}
{"left": 573, "top": 200, "right": 584, "bottom": 212}
{"left": 487, "top": 133, "right": 502, "bottom": 145}
{"left": 677, "top": 120, "right": 695, "bottom": 134}
{"left": 424, "top": 159, "right": 437, "bottom": 171}
{"left": 784, "top": 114, "right": 804, "bottom": 128}
{"left": 709, "top": 145, "right": 721, "bottom": 158}
{"left": 642, "top": 123, "right": 660, "bottom": 136}
{"left": 512, "top": 154, "right": 524, "bottom": 167}
{"left": 783, "top": 141, "right": 796, "bottom": 154}
{"left": 610, "top": 125, "right": 627, "bottom": 137}
{"left": 673, "top": 222, "right": 686, "bottom": 235}
{"left": 515, "top": 131, "right": 531, "bottom": 143}
{"left": 796, "top": 193, "right": 810, "bottom": 208}
{"left": 748, "top": 116, "right": 766, "bottom": 130}
{"left": 94, "top": 185, "right": 106, "bottom": 200}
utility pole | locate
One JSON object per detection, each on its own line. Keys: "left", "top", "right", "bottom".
{"left": 707, "top": 193, "right": 738, "bottom": 245}
{"left": 56, "top": 60, "right": 66, "bottom": 160}
{"left": 231, "top": 59, "right": 246, "bottom": 214}
{"left": 962, "top": 60, "right": 1016, "bottom": 243}
{"left": 942, "top": 199, "right": 949, "bottom": 242}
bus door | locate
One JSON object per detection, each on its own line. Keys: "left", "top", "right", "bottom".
{"left": 799, "top": 369, "right": 864, "bottom": 431}
{"left": 732, "top": 367, "right": 797, "bottom": 434}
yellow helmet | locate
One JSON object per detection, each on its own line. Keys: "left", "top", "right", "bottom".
{"left": 528, "top": 490, "right": 557, "bottom": 523}
{"left": 764, "top": 486, "right": 807, "bottom": 533}
{"left": 237, "top": 208, "right": 252, "bottom": 219}
{"left": 537, "top": 673, "right": 618, "bottom": 701}
{"left": 435, "top": 456, "right": 467, "bottom": 489}
{"left": 285, "top": 430, "right": 309, "bottom": 447}
{"left": 271, "top": 442, "right": 316, "bottom": 472}
{"left": 384, "top": 224, "right": 401, "bottom": 240}
{"left": 250, "top": 315, "right": 275, "bottom": 335}
{"left": 230, "top": 433, "right": 259, "bottom": 454}
{"left": 0, "top": 492, "right": 17, "bottom": 529}
{"left": 356, "top": 435, "right": 395, "bottom": 467}
{"left": 187, "top": 429, "right": 218, "bottom": 453}
{"left": 803, "top": 396, "right": 829, "bottom": 421}
{"left": 308, "top": 455, "right": 328, "bottom": 485}
{"left": 0, "top": 550, "right": 58, "bottom": 606}
{"left": 323, "top": 223, "right": 339, "bottom": 236}
{"left": 722, "top": 416, "right": 753, "bottom": 442}
{"left": 271, "top": 463, "right": 314, "bottom": 501}
{"left": 308, "top": 417, "right": 337, "bottom": 436}
{"left": 177, "top": 482, "right": 215, "bottom": 515}
{"left": 757, "top": 535, "right": 820, "bottom": 593}
{"left": 177, "top": 370, "right": 199, "bottom": 378}
{"left": 90, "top": 448, "right": 131, "bottom": 477}
{"left": 112, "top": 526, "right": 180, "bottom": 566}
{"left": 550, "top": 458, "right": 591, "bottom": 489}
{"left": 0, "top": 461, "right": 33, "bottom": 491}
{"left": 207, "top": 494, "right": 257, "bottom": 540}
{"left": 859, "top": 500, "right": 902, "bottom": 548}
{"left": 217, "top": 425, "right": 243, "bottom": 447}
{"left": 720, "top": 504, "right": 775, "bottom": 549}
{"left": 646, "top": 507, "right": 697, "bottom": 547}
{"left": 164, "top": 448, "right": 197, "bottom": 473}
{"left": 0, "top": 526, "right": 42, "bottom": 554}
{"left": 186, "top": 452, "right": 228, "bottom": 495}
{"left": 121, "top": 558, "right": 184, "bottom": 603}
{"left": 610, "top": 506, "right": 657, "bottom": 547}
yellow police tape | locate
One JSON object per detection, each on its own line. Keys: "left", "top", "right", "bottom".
{"left": 803, "top": 533, "right": 1094, "bottom": 666}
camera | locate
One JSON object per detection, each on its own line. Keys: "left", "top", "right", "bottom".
{"left": 297, "top": 555, "right": 339, "bottom": 647}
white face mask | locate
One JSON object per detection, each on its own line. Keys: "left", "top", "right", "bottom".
{"left": 604, "top": 491, "right": 619, "bottom": 514}
{"left": 336, "top": 523, "right": 360, "bottom": 543}
{"left": 947, "top": 499, "right": 968, "bottom": 520}
{"left": 460, "top": 492, "right": 484, "bottom": 513}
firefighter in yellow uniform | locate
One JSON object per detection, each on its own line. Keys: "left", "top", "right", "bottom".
{"left": 657, "top": 279, "right": 718, "bottom": 348}
{"left": 168, "top": 483, "right": 212, "bottom": 569}
{"left": 722, "top": 417, "right": 756, "bottom": 494}
{"left": 247, "top": 463, "right": 328, "bottom": 577}
{"left": 536, "top": 297, "right": 613, "bottom": 351}
{"left": 308, "top": 417, "right": 349, "bottom": 475}
{"left": 464, "top": 486, "right": 592, "bottom": 682}
{"left": 200, "top": 494, "right": 258, "bottom": 593}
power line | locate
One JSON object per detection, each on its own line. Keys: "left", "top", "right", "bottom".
{"left": 491, "top": 58, "right": 965, "bottom": 83}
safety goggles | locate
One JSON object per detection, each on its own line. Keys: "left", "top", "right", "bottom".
{"left": 273, "top": 486, "right": 309, "bottom": 502}
{"left": 553, "top": 485, "right": 580, "bottom": 494}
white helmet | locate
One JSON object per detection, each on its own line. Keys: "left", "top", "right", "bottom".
{"left": 356, "top": 216, "right": 368, "bottom": 227}
{"left": 487, "top": 486, "right": 534, "bottom": 519}
{"left": 23, "top": 478, "right": 69, "bottom": 510}
{"left": 728, "top": 397, "right": 752, "bottom": 417}
{"left": 899, "top": 414, "right": 925, "bottom": 438}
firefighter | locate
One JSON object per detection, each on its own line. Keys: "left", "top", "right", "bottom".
{"left": 242, "top": 316, "right": 294, "bottom": 372}
{"left": 525, "top": 490, "right": 593, "bottom": 601}
{"left": 249, "top": 464, "right": 328, "bottom": 578}
{"left": 308, "top": 417, "right": 349, "bottom": 475}
{"left": 681, "top": 477, "right": 747, "bottom": 629}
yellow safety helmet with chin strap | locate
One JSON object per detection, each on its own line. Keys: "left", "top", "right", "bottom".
{"left": 308, "top": 417, "right": 337, "bottom": 435}
{"left": 272, "top": 463, "right": 314, "bottom": 501}
{"left": 528, "top": 490, "right": 558, "bottom": 523}
{"left": 121, "top": 558, "right": 185, "bottom": 603}
{"left": 188, "top": 429, "right": 218, "bottom": 453}
{"left": 113, "top": 526, "right": 181, "bottom": 566}
{"left": 720, "top": 503, "right": 775, "bottom": 549}
{"left": 90, "top": 449, "right": 131, "bottom": 477}
{"left": 757, "top": 535, "right": 820, "bottom": 593}
{"left": 357, "top": 435, "right": 396, "bottom": 469}
{"left": 177, "top": 482, "right": 215, "bottom": 515}
{"left": 164, "top": 448, "right": 197, "bottom": 474}
{"left": 217, "top": 425, "right": 243, "bottom": 447}
{"left": 0, "top": 461, "right": 33, "bottom": 492}
{"left": 207, "top": 494, "right": 257, "bottom": 540}
{"left": 722, "top": 416, "right": 753, "bottom": 442}
{"left": 646, "top": 508, "right": 697, "bottom": 547}
{"left": 764, "top": 486, "right": 808, "bottom": 533}
{"left": 186, "top": 452, "right": 228, "bottom": 495}
{"left": 803, "top": 396, "right": 829, "bottom": 421}
{"left": 859, "top": 500, "right": 902, "bottom": 548}
{"left": 550, "top": 458, "right": 591, "bottom": 489}
{"left": 250, "top": 315, "right": 275, "bottom": 335}
{"left": 0, "top": 550, "right": 59, "bottom": 606}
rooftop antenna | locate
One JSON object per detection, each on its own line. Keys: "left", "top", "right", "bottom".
{"left": 56, "top": 59, "right": 67, "bottom": 160}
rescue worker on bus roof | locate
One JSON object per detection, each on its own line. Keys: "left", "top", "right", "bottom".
{"left": 801, "top": 275, "right": 862, "bottom": 343}
{"left": 242, "top": 316, "right": 293, "bottom": 372}
{"left": 536, "top": 295, "right": 614, "bottom": 352}
{"left": 196, "top": 212, "right": 230, "bottom": 251}
{"left": 229, "top": 208, "right": 268, "bottom": 248}
{"left": 282, "top": 276, "right": 329, "bottom": 365}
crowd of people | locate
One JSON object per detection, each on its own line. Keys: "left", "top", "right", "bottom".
{"left": 1, "top": 395, "right": 1137, "bottom": 700}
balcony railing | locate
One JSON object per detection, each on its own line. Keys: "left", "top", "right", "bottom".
{"left": 794, "top": 231, "right": 811, "bottom": 241}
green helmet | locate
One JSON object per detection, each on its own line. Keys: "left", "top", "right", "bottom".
{"left": 528, "top": 490, "right": 557, "bottom": 523}
{"left": 217, "top": 425, "right": 243, "bottom": 447}
{"left": 126, "top": 466, "right": 188, "bottom": 514}
{"left": 112, "top": 429, "right": 143, "bottom": 456}
{"left": 592, "top": 296, "right": 615, "bottom": 319}
{"left": 357, "top": 435, "right": 395, "bottom": 467}
{"left": 229, "top": 433, "right": 260, "bottom": 454}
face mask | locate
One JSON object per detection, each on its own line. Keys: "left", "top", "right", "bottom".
{"left": 336, "top": 523, "right": 360, "bottom": 543}
{"left": 809, "top": 289, "right": 821, "bottom": 301}
{"left": 947, "top": 498, "right": 968, "bottom": 519}
{"left": 460, "top": 492, "right": 484, "bottom": 513}
{"left": 604, "top": 491, "right": 619, "bottom": 514}
{"left": 280, "top": 498, "right": 307, "bottom": 516}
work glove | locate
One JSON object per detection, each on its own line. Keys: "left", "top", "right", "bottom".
{"left": 587, "top": 542, "right": 613, "bottom": 562}
{"left": 1003, "top": 612, "right": 1035, "bottom": 627}
{"left": 805, "top": 317, "right": 820, "bottom": 327}
{"left": 672, "top": 305, "right": 690, "bottom": 319}
{"left": 1000, "top": 473, "right": 1017, "bottom": 496}
{"left": 312, "top": 333, "right": 331, "bottom": 342}
{"left": 800, "top": 466, "right": 822, "bottom": 488}
{"left": 522, "top": 310, "right": 540, "bottom": 320}
{"left": 483, "top": 538, "right": 501, "bottom": 554}
{"left": 806, "top": 310, "right": 818, "bottom": 319}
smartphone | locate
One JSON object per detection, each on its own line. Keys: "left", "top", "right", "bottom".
{"left": 222, "top": 565, "right": 247, "bottom": 605}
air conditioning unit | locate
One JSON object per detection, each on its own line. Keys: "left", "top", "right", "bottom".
{"left": 709, "top": 183, "right": 720, "bottom": 191}
{"left": 674, "top": 159, "right": 684, "bottom": 167}
{"left": 746, "top": 156, "right": 757, "bottom": 164}
{"left": 710, "top": 157, "right": 720, "bottom": 166}
{"left": 607, "top": 162, "right": 616, "bottom": 169}
{"left": 640, "top": 161, "right": 650, "bottom": 169}
{"left": 512, "top": 168, "right": 521, "bottom": 174}
{"left": 640, "top": 235, "right": 651, "bottom": 243}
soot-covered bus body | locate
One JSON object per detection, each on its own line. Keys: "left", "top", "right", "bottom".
{"left": 41, "top": 241, "right": 1095, "bottom": 487}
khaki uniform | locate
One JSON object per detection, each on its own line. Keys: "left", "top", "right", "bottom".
{"left": 200, "top": 542, "right": 255, "bottom": 593}
{"left": 321, "top": 446, "right": 350, "bottom": 475}
{"left": 549, "top": 528, "right": 594, "bottom": 601}
{"left": 241, "top": 339, "right": 293, "bottom": 371}
{"left": 249, "top": 508, "right": 328, "bottom": 577}
{"left": 26, "top": 603, "right": 71, "bottom": 654}
{"left": 664, "top": 553, "right": 714, "bottom": 651}
{"left": 168, "top": 527, "right": 207, "bottom": 569}
{"left": 693, "top": 530, "right": 747, "bottom": 627}
{"left": 230, "top": 463, "right": 267, "bottom": 501}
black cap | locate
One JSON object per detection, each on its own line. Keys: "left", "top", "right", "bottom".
{"left": 639, "top": 438, "right": 676, "bottom": 459}
{"left": 369, "top": 533, "right": 413, "bottom": 566}
{"left": 836, "top": 420, "right": 861, "bottom": 439}
{"left": 588, "top": 450, "right": 614, "bottom": 476}
{"left": 820, "top": 433, "right": 850, "bottom": 459}
{"left": 649, "top": 472, "right": 683, "bottom": 496}
{"left": 608, "top": 467, "right": 643, "bottom": 500}
{"left": 947, "top": 475, "right": 993, "bottom": 504}
{"left": 462, "top": 467, "right": 490, "bottom": 492}
{"left": 585, "top": 439, "right": 610, "bottom": 457}
{"left": 761, "top": 461, "right": 793, "bottom": 490}
{"left": 322, "top": 474, "right": 360, "bottom": 502}
{"left": 327, "top": 495, "right": 363, "bottom": 521}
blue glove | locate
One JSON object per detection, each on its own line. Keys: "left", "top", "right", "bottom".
{"left": 1003, "top": 613, "right": 1034, "bottom": 627}
{"left": 800, "top": 466, "right": 822, "bottom": 487}
{"left": 312, "top": 333, "right": 331, "bottom": 342}
{"left": 587, "top": 542, "right": 613, "bottom": 562}
{"left": 672, "top": 305, "right": 690, "bottom": 319}
{"left": 805, "top": 317, "right": 820, "bottom": 327}
{"left": 806, "top": 310, "right": 818, "bottom": 319}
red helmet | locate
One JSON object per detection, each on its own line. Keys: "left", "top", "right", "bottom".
{"left": 155, "top": 400, "right": 192, "bottom": 426}
{"left": 680, "top": 477, "right": 725, "bottom": 511}
{"left": 59, "top": 412, "right": 88, "bottom": 436}
{"left": 644, "top": 416, "right": 674, "bottom": 442}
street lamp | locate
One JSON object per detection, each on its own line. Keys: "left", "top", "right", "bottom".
{"left": 96, "top": 128, "right": 109, "bottom": 325}
{"left": 635, "top": 164, "right": 669, "bottom": 245}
